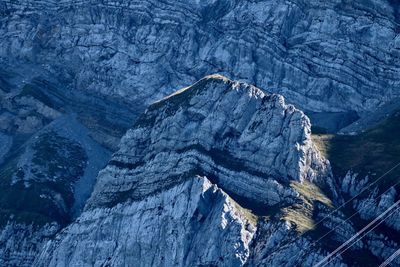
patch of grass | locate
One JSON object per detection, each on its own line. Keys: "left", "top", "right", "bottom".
{"left": 310, "top": 111, "right": 400, "bottom": 266}
{"left": 311, "top": 134, "right": 335, "bottom": 159}
{"left": 282, "top": 205, "right": 314, "bottom": 234}
{"left": 291, "top": 181, "right": 333, "bottom": 208}
{"left": 312, "top": 111, "right": 400, "bottom": 188}
{"left": 282, "top": 181, "right": 333, "bottom": 234}
{"left": 230, "top": 197, "right": 258, "bottom": 225}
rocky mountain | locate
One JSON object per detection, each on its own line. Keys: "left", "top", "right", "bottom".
{"left": 33, "top": 75, "right": 329, "bottom": 266}
{"left": 0, "top": 66, "right": 136, "bottom": 266}
{"left": 1, "top": 0, "right": 400, "bottom": 132}
{"left": 0, "top": 0, "right": 400, "bottom": 266}
{"left": 33, "top": 76, "right": 400, "bottom": 266}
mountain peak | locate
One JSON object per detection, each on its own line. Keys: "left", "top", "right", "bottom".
{"left": 34, "top": 76, "right": 334, "bottom": 266}
{"left": 86, "top": 75, "right": 330, "bottom": 212}
{"left": 148, "top": 74, "right": 266, "bottom": 112}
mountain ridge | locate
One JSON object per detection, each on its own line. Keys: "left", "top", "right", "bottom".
{"left": 33, "top": 75, "right": 337, "bottom": 266}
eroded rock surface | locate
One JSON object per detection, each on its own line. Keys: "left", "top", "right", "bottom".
{"left": 1, "top": 0, "right": 400, "bottom": 121}
{"left": 34, "top": 76, "right": 334, "bottom": 266}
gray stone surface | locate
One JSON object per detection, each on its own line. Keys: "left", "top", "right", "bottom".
{"left": 1, "top": 0, "right": 400, "bottom": 119}
{"left": 1, "top": 1, "right": 400, "bottom": 265}
{"left": 35, "top": 75, "right": 328, "bottom": 266}
{"left": 36, "top": 176, "right": 256, "bottom": 267}
{"left": 35, "top": 76, "right": 400, "bottom": 267}
{"left": 87, "top": 75, "right": 330, "bottom": 210}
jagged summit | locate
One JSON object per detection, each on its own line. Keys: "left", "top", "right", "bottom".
{"left": 87, "top": 75, "right": 330, "bottom": 210}
{"left": 34, "top": 76, "right": 334, "bottom": 266}
{"left": 32, "top": 76, "right": 400, "bottom": 267}
{"left": 148, "top": 74, "right": 265, "bottom": 111}
{"left": 2, "top": 1, "right": 400, "bottom": 266}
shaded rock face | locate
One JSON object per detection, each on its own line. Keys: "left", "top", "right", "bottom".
{"left": 0, "top": 68, "right": 116, "bottom": 266}
{"left": 34, "top": 76, "right": 333, "bottom": 266}
{"left": 0, "top": 116, "right": 111, "bottom": 267}
{"left": 1, "top": 0, "right": 400, "bottom": 120}
{"left": 0, "top": 222, "right": 59, "bottom": 267}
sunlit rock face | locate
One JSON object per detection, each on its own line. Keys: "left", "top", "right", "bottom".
{"left": 87, "top": 75, "right": 330, "bottom": 210}
{"left": 1, "top": 1, "right": 400, "bottom": 265}
{"left": 1, "top": 0, "right": 399, "bottom": 119}
{"left": 1, "top": 74, "right": 397, "bottom": 267}
{"left": 34, "top": 76, "right": 332, "bottom": 266}
{"left": 36, "top": 176, "right": 256, "bottom": 267}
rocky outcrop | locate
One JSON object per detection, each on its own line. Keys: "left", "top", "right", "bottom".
{"left": 34, "top": 75, "right": 335, "bottom": 266}
{"left": 36, "top": 176, "right": 256, "bottom": 267}
{"left": 0, "top": 115, "right": 111, "bottom": 266}
{"left": 0, "top": 69, "right": 114, "bottom": 265}
{"left": 1, "top": 0, "right": 400, "bottom": 127}
{"left": 0, "top": 222, "right": 59, "bottom": 267}
{"left": 33, "top": 76, "right": 400, "bottom": 267}
{"left": 1, "top": 1, "right": 400, "bottom": 265}
{"left": 88, "top": 75, "right": 330, "bottom": 210}
{"left": 0, "top": 52, "right": 135, "bottom": 266}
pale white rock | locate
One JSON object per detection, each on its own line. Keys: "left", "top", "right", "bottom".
{"left": 35, "top": 176, "right": 256, "bottom": 267}
{"left": 355, "top": 187, "right": 400, "bottom": 231}
{"left": 35, "top": 76, "right": 333, "bottom": 266}
{"left": 88, "top": 75, "right": 330, "bottom": 210}
{"left": 341, "top": 171, "right": 369, "bottom": 197}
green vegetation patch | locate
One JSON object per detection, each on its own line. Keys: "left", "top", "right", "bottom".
{"left": 291, "top": 181, "right": 333, "bottom": 208}
{"left": 229, "top": 196, "right": 258, "bottom": 225}
{"left": 310, "top": 111, "right": 400, "bottom": 266}
{"left": 283, "top": 181, "right": 333, "bottom": 234}
{"left": 282, "top": 206, "right": 314, "bottom": 234}
{"left": 312, "top": 111, "right": 400, "bottom": 187}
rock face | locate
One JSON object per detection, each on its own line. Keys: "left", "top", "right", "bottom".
{"left": 1, "top": 1, "right": 400, "bottom": 265}
{"left": 32, "top": 76, "right": 400, "bottom": 267}
{"left": 37, "top": 176, "right": 256, "bottom": 267}
{"left": 1, "top": 0, "right": 400, "bottom": 127}
{"left": 88, "top": 75, "right": 330, "bottom": 210}
{"left": 0, "top": 115, "right": 111, "bottom": 267}
{"left": 0, "top": 222, "right": 59, "bottom": 267}
{"left": 0, "top": 67, "right": 128, "bottom": 266}
{"left": 34, "top": 75, "right": 332, "bottom": 266}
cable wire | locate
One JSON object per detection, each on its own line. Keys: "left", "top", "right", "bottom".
{"left": 285, "top": 178, "right": 400, "bottom": 265}
{"left": 314, "top": 199, "right": 400, "bottom": 267}
{"left": 312, "top": 162, "right": 400, "bottom": 229}
{"left": 379, "top": 247, "right": 400, "bottom": 267}
{"left": 318, "top": 206, "right": 399, "bottom": 267}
